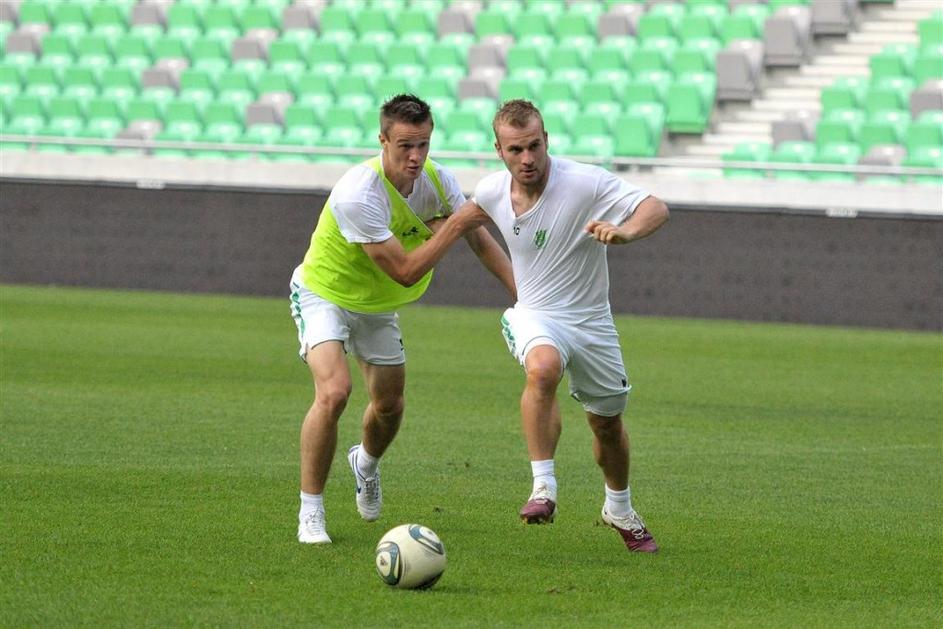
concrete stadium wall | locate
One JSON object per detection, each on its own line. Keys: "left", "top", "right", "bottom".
{"left": 1, "top": 180, "right": 940, "bottom": 331}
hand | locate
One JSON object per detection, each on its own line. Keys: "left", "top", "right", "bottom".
{"left": 585, "top": 220, "right": 630, "bottom": 244}
{"left": 448, "top": 201, "right": 491, "bottom": 233}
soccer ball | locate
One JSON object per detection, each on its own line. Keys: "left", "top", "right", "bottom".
{"left": 374, "top": 524, "right": 446, "bottom": 589}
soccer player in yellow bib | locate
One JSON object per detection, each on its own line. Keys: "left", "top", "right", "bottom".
{"left": 466, "top": 100, "right": 669, "bottom": 552}
{"left": 291, "top": 95, "right": 515, "bottom": 544}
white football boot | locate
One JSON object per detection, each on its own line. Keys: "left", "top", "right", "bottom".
{"left": 348, "top": 445, "right": 382, "bottom": 521}
{"left": 297, "top": 507, "right": 331, "bottom": 544}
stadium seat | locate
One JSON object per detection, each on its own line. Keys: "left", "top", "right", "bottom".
{"left": 629, "top": 37, "right": 678, "bottom": 74}
{"left": 85, "top": 96, "right": 125, "bottom": 138}
{"left": 200, "top": 101, "right": 244, "bottom": 143}
{"left": 613, "top": 102, "right": 665, "bottom": 157}
{"left": 99, "top": 66, "right": 138, "bottom": 102}
{"left": 0, "top": 62, "right": 23, "bottom": 108}
{"left": 821, "top": 76, "right": 866, "bottom": 113}
{"left": 45, "top": 95, "right": 84, "bottom": 137}
{"left": 859, "top": 110, "right": 910, "bottom": 152}
{"left": 7, "top": 94, "right": 47, "bottom": 135}
{"left": 914, "top": 46, "right": 943, "bottom": 85}
{"left": 672, "top": 38, "right": 721, "bottom": 75}
{"left": 637, "top": 3, "right": 684, "bottom": 40}
{"left": 813, "top": 142, "right": 861, "bottom": 182}
{"left": 903, "top": 146, "right": 943, "bottom": 184}
{"left": 23, "top": 63, "right": 60, "bottom": 99}
{"left": 816, "top": 108, "right": 865, "bottom": 147}
{"left": 178, "top": 68, "right": 216, "bottom": 110}
{"left": 89, "top": 2, "right": 129, "bottom": 39}
{"left": 165, "top": 3, "right": 203, "bottom": 44}
{"left": 864, "top": 76, "right": 915, "bottom": 115}
{"left": 720, "top": 4, "right": 769, "bottom": 45}
{"left": 624, "top": 70, "right": 673, "bottom": 107}
{"left": 918, "top": 10, "right": 943, "bottom": 48}
{"left": 680, "top": 4, "right": 726, "bottom": 41}
{"left": 722, "top": 141, "right": 772, "bottom": 179}
{"left": 114, "top": 33, "right": 153, "bottom": 73}
{"left": 39, "top": 32, "right": 75, "bottom": 71}
{"left": 51, "top": 2, "right": 90, "bottom": 39}
{"left": 905, "top": 110, "right": 943, "bottom": 154}
{"left": 216, "top": 68, "right": 256, "bottom": 110}
{"left": 770, "top": 140, "right": 816, "bottom": 180}
{"left": 869, "top": 43, "right": 917, "bottom": 81}
{"left": 666, "top": 72, "right": 717, "bottom": 133}
{"left": 61, "top": 66, "right": 98, "bottom": 104}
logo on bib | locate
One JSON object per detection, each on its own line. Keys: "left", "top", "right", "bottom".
{"left": 533, "top": 229, "right": 547, "bottom": 249}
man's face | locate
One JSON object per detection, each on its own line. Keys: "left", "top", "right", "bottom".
{"left": 380, "top": 120, "right": 433, "bottom": 184}
{"left": 494, "top": 117, "right": 549, "bottom": 188}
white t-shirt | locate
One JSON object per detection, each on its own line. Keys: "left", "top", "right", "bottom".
{"left": 329, "top": 155, "right": 466, "bottom": 244}
{"left": 473, "top": 157, "right": 650, "bottom": 317}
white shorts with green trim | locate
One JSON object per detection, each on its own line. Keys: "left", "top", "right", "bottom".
{"left": 290, "top": 266, "right": 405, "bottom": 366}
{"left": 500, "top": 306, "right": 631, "bottom": 417}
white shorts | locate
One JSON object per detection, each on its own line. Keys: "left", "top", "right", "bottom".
{"left": 500, "top": 306, "right": 631, "bottom": 416}
{"left": 290, "top": 267, "right": 405, "bottom": 366}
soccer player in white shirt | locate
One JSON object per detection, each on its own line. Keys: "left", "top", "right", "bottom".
{"left": 467, "top": 100, "right": 669, "bottom": 552}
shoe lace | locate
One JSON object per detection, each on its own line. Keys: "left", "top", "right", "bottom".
{"left": 303, "top": 508, "right": 326, "bottom": 534}
{"left": 531, "top": 484, "right": 554, "bottom": 502}
{"left": 361, "top": 473, "right": 380, "bottom": 503}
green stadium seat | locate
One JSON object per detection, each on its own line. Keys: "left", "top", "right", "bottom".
{"left": 547, "top": 44, "right": 589, "bottom": 79}
{"left": 554, "top": 12, "right": 595, "bottom": 46}
{"left": 666, "top": 72, "right": 716, "bottom": 133}
{"left": 415, "top": 76, "right": 455, "bottom": 100}
{"left": 319, "top": 6, "right": 357, "bottom": 36}
{"left": 152, "top": 35, "right": 190, "bottom": 62}
{"left": 163, "top": 100, "right": 203, "bottom": 140}
{"left": 864, "top": 76, "right": 915, "bottom": 115}
{"left": 99, "top": 66, "right": 138, "bottom": 102}
{"left": 637, "top": 3, "right": 684, "bottom": 40}
{"left": 770, "top": 140, "right": 816, "bottom": 180}
{"left": 722, "top": 142, "right": 771, "bottom": 179}
{"left": 629, "top": 37, "right": 679, "bottom": 74}
{"left": 813, "top": 142, "right": 861, "bottom": 182}
{"left": 85, "top": 96, "right": 124, "bottom": 137}
{"left": 816, "top": 108, "right": 865, "bottom": 147}
{"left": 346, "top": 42, "right": 386, "bottom": 81}
{"left": 914, "top": 46, "right": 943, "bottom": 85}
{"left": 256, "top": 70, "right": 295, "bottom": 96}
{"left": 0, "top": 62, "right": 22, "bottom": 108}
{"left": 385, "top": 42, "right": 425, "bottom": 82}
{"left": 125, "top": 96, "right": 163, "bottom": 123}
{"left": 474, "top": 9, "right": 512, "bottom": 38}
{"left": 334, "top": 75, "right": 374, "bottom": 111}
{"left": 306, "top": 40, "right": 346, "bottom": 81}
{"left": 613, "top": 102, "right": 665, "bottom": 158}
{"left": 905, "top": 110, "right": 943, "bottom": 153}
{"left": 23, "top": 63, "right": 60, "bottom": 99}
{"left": 587, "top": 45, "right": 631, "bottom": 81}
{"left": 374, "top": 75, "right": 415, "bottom": 102}
{"left": 514, "top": 9, "right": 553, "bottom": 41}
{"left": 859, "top": 110, "right": 910, "bottom": 152}
{"left": 201, "top": 5, "right": 240, "bottom": 43}
{"left": 75, "top": 34, "right": 113, "bottom": 71}
{"left": 581, "top": 77, "right": 624, "bottom": 109}
{"left": 903, "top": 146, "right": 943, "bottom": 184}
{"left": 918, "top": 11, "right": 943, "bottom": 48}
{"left": 178, "top": 68, "right": 216, "bottom": 109}
{"left": 720, "top": 4, "right": 769, "bottom": 45}
{"left": 355, "top": 7, "right": 393, "bottom": 37}
{"left": 294, "top": 72, "right": 335, "bottom": 115}
{"left": 394, "top": 6, "right": 435, "bottom": 38}
{"left": 539, "top": 77, "right": 578, "bottom": 107}
{"left": 188, "top": 37, "right": 229, "bottom": 78}
{"left": 89, "top": 2, "right": 129, "bottom": 38}
{"left": 499, "top": 77, "right": 536, "bottom": 102}
{"left": 61, "top": 66, "right": 98, "bottom": 104}
{"left": 7, "top": 94, "right": 47, "bottom": 135}
{"left": 869, "top": 44, "right": 917, "bottom": 81}
{"left": 679, "top": 4, "right": 726, "bottom": 41}
{"left": 40, "top": 33, "right": 75, "bottom": 70}
{"left": 507, "top": 44, "right": 546, "bottom": 77}
{"left": 166, "top": 3, "right": 204, "bottom": 44}
{"left": 672, "top": 38, "right": 721, "bottom": 75}
{"left": 216, "top": 69, "right": 256, "bottom": 109}
{"left": 541, "top": 99, "right": 580, "bottom": 127}
{"left": 360, "top": 108, "right": 381, "bottom": 140}
{"left": 17, "top": 1, "right": 52, "bottom": 26}
{"left": 45, "top": 95, "right": 84, "bottom": 137}
{"left": 821, "top": 76, "right": 866, "bottom": 113}
{"left": 239, "top": 5, "right": 278, "bottom": 31}
{"left": 571, "top": 134, "right": 615, "bottom": 162}
{"left": 625, "top": 70, "right": 673, "bottom": 106}
{"left": 114, "top": 33, "right": 153, "bottom": 72}
{"left": 458, "top": 97, "right": 498, "bottom": 130}
{"left": 200, "top": 101, "right": 244, "bottom": 143}
{"left": 51, "top": 2, "right": 90, "bottom": 38}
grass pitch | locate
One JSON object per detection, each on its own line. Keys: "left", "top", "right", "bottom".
{"left": 1, "top": 284, "right": 940, "bottom": 628}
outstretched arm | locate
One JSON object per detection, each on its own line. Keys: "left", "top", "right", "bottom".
{"left": 462, "top": 207, "right": 516, "bottom": 300}
{"left": 361, "top": 208, "right": 484, "bottom": 287}
{"left": 585, "top": 195, "right": 669, "bottom": 245}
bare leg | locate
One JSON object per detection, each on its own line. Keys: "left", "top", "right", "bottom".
{"left": 357, "top": 360, "right": 406, "bottom": 459}
{"left": 586, "top": 412, "right": 629, "bottom": 491}
{"left": 520, "top": 344, "right": 564, "bottom": 461}
{"left": 300, "top": 341, "right": 351, "bottom": 495}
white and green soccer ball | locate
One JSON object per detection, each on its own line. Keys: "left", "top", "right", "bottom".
{"left": 374, "top": 524, "right": 446, "bottom": 590}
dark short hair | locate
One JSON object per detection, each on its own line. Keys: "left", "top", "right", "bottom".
{"left": 492, "top": 99, "right": 545, "bottom": 136}
{"left": 380, "top": 94, "right": 433, "bottom": 135}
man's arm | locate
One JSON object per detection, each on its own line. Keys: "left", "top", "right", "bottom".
{"left": 463, "top": 219, "right": 517, "bottom": 301}
{"left": 361, "top": 206, "right": 484, "bottom": 287}
{"left": 585, "top": 195, "right": 669, "bottom": 245}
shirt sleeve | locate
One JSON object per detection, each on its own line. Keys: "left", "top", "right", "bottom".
{"left": 472, "top": 172, "right": 502, "bottom": 219}
{"left": 436, "top": 165, "right": 467, "bottom": 215}
{"left": 330, "top": 172, "right": 393, "bottom": 244}
{"left": 593, "top": 169, "right": 650, "bottom": 225}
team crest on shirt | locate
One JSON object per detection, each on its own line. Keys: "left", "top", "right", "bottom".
{"left": 533, "top": 229, "right": 548, "bottom": 249}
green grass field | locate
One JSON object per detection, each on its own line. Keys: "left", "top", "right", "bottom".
{"left": 2, "top": 284, "right": 940, "bottom": 628}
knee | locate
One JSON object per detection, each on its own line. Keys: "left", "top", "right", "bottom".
{"left": 525, "top": 361, "right": 562, "bottom": 394}
{"left": 588, "top": 415, "right": 625, "bottom": 441}
{"left": 315, "top": 382, "right": 351, "bottom": 415}
{"left": 373, "top": 394, "right": 404, "bottom": 421}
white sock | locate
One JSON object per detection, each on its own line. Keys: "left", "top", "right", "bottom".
{"left": 531, "top": 459, "right": 557, "bottom": 500}
{"left": 299, "top": 491, "right": 323, "bottom": 520}
{"left": 604, "top": 484, "right": 633, "bottom": 518}
{"left": 356, "top": 444, "right": 379, "bottom": 479}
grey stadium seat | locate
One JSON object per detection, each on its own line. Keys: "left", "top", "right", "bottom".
{"left": 773, "top": 109, "right": 819, "bottom": 145}
{"left": 717, "top": 40, "right": 765, "bottom": 101}
{"left": 811, "top": 0, "right": 859, "bottom": 36}
{"left": 910, "top": 80, "right": 943, "bottom": 119}
{"left": 764, "top": 6, "right": 812, "bottom": 67}
{"left": 597, "top": 5, "right": 642, "bottom": 39}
